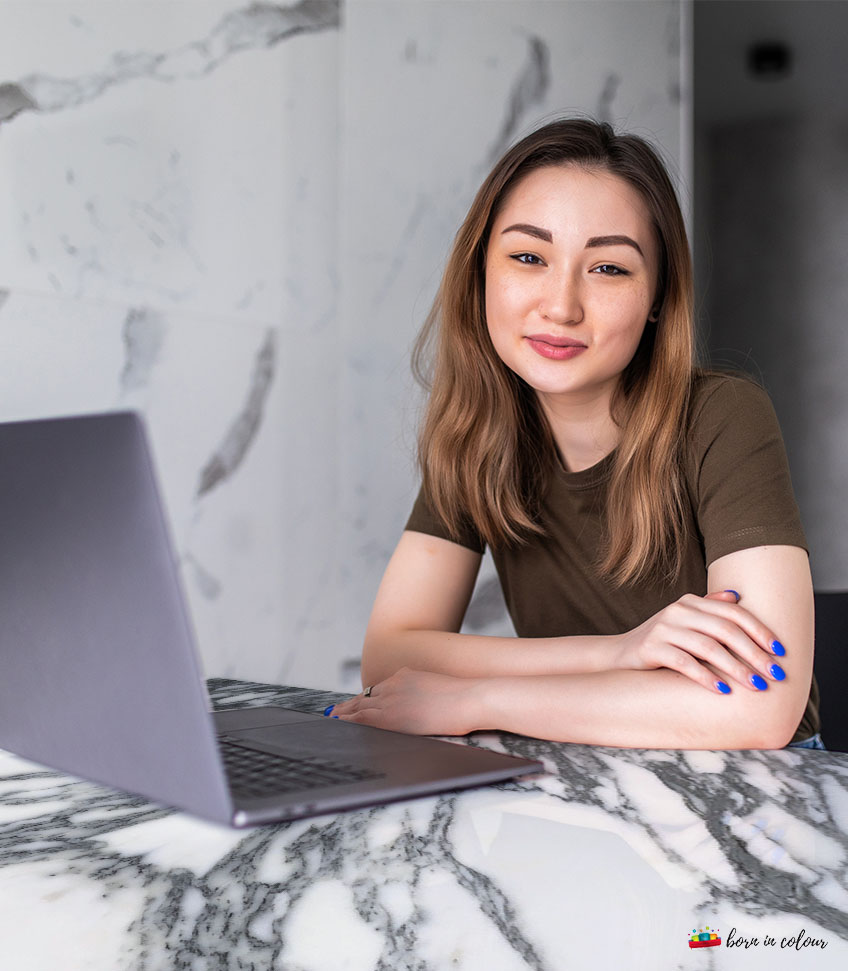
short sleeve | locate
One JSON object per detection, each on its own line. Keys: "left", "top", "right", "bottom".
{"left": 686, "top": 375, "right": 807, "bottom": 566}
{"left": 404, "top": 485, "right": 486, "bottom": 554}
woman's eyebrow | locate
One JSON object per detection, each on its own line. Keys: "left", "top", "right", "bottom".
{"left": 500, "top": 223, "right": 553, "bottom": 243}
{"left": 500, "top": 226, "right": 645, "bottom": 258}
{"left": 585, "top": 234, "right": 644, "bottom": 257}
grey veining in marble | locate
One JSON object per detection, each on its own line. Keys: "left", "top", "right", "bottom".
{"left": 0, "top": 81, "right": 36, "bottom": 125}
{"left": 120, "top": 306, "right": 166, "bottom": 394}
{"left": 184, "top": 550, "right": 224, "bottom": 601}
{"left": 487, "top": 35, "right": 551, "bottom": 164}
{"left": 596, "top": 71, "right": 621, "bottom": 124}
{"left": 1, "top": 680, "right": 846, "bottom": 970}
{"left": 197, "top": 329, "right": 276, "bottom": 498}
{"left": 0, "top": 1, "right": 341, "bottom": 128}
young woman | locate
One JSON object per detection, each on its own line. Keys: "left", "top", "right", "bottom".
{"left": 330, "top": 119, "right": 820, "bottom": 749}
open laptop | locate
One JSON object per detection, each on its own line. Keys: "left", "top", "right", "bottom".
{"left": 0, "top": 411, "right": 541, "bottom": 826}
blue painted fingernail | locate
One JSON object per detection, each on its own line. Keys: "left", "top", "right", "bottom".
{"left": 770, "top": 640, "right": 786, "bottom": 657}
{"left": 323, "top": 705, "right": 335, "bottom": 716}
{"left": 769, "top": 663, "right": 786, "bottom": 681}
{"left": 724, "top": 589, "right": 740, "bottom": 602}
{"left": 332, "top": 715, "right": 339, "bottom": 719}
{"left": 750, "top": 674, "right": 768, "bottom": 691}
{"left": 716, "top": 681, "right": 731, "bottom": 695}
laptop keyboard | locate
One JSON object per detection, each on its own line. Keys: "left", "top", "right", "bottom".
{"left": 218, "top": 737, "right": 383, "bottom": 798}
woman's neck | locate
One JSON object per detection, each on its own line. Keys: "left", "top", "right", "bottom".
{"left": 537, "top": 389, "right": 620, "bottom": 473}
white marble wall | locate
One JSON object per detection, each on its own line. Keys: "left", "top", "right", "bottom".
{"left": 0, "top": 1, "right": 688, "bottom": 692}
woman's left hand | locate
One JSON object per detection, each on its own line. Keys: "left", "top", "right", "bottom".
{"left": 328, "top": 667, "right": 481, "bottom": 736}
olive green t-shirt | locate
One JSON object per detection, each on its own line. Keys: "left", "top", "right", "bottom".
{"left": 405, "top": 374, "right": 819, "bottom": 743}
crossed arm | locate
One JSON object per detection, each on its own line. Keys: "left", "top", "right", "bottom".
{"left": 331, "top": 531, "right": 814, "bottom": 749}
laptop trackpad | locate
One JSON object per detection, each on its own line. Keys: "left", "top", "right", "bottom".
{"left": 213, "top": 706, "right": 323, "bottom": 733}
{"left": 232, "top": 717, "right": 453, "bottom": 763}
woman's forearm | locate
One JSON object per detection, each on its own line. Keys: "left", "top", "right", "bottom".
{"left": 362, "top": 590, "right": 754, "bottom": 691}
{"left": 361, "top": 627, "right": 618, "bottom": 686}
{"left": 333, "top": 662, "right": 807, "bottom": 748}
{"left": 474, "top": 667, "right": 806, "bottom": 749}
{"left": 343, "top": 549, "right": 813, "bottom": 750}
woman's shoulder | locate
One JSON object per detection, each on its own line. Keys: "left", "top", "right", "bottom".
{"left": 682, "top": 370, "right": 804, "bottom": 561}
{"left": 688, "top": 369, "right": 776, "bottom": 435}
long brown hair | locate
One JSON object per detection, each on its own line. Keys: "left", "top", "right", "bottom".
{"left": 413, "top": 118, "right": 695, "bottom": 585}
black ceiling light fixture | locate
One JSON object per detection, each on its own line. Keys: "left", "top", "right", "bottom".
{"left": 747, "top": 41, "right": 793, "bottom": 80}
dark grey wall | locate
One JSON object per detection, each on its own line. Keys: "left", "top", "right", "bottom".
{"left": 703, "top": 118, "right": 848, "bottom": 587}
{"left": 694, "top": 1, "right": 848, "bottom": 590}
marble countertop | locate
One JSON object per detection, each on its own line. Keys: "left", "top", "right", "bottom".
{"left": 1, "top": 678, "right": 847, "bottom": 970}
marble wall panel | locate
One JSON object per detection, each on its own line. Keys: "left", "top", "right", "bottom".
{"left": 0, "top": 1, "right": 687, "bottom": 692}
{"left": 0, "top": 1, "right": 341, "bottom": 687}
{"left": 0, "top": 0, "right": 340, "bottom": 324}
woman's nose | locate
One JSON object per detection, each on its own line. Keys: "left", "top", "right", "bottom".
{"left": 538, "top": 272, "right": 584, "bottom": 325}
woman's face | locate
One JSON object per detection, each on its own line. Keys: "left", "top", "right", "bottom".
{"left": 484, "top": 164, "right": 659, "bottom": 410}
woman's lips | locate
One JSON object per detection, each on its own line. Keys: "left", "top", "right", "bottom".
{"left": 526, "top": 334, "right": 587, "bottom": 360}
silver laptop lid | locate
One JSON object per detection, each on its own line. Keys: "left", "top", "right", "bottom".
{"left": 0, "top": 412, "right": 233, "bottom": 822}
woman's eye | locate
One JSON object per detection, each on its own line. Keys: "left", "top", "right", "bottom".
{"left": 592, "top": 264, "right": 628, "bottom": 276}
{"left": 511, "top": 253, "right": 544, "bottom": 265}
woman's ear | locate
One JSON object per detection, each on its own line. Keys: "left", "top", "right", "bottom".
{"left": 647, "top": 305, "right": 660, "bottom": 323}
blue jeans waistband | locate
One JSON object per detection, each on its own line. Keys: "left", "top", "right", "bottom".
{"left": 786, "top": 732, "right": 826, "bottom": 750}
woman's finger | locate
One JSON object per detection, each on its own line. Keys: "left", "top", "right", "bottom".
{"left": 673, "top": 595, "right": 787, "bottom": 671}
{"left": 656, "top": 642, "right": 734, "bottom": 695}
{"left": 655, "top": 628, "right": 765, "bottom": 694}
{"left": 624, "top": 593, "right": 789, "bottom": 694}
{"left": 705, "top": 589, "right": 740, "bottom": 603}
{"left": 325, "top": 680, "right": 386, "bottom": 716}
{"left": 689, "top": 615, "right": 785, "bottom": 689}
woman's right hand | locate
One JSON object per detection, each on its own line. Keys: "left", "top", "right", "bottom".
{"left": 614, "top": 590, "right": 787, "bottom": 695}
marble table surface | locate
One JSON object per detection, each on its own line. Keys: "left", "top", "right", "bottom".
{"left": 1, "top": 678, "right": 847, "bottom": 971}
